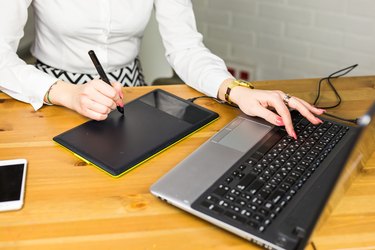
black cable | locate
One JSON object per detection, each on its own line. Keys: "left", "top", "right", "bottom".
{"left": 313, "top": 64, "right": 358, "bottom": 109}
{"left": 322, "top": 112, "right": 358, "bottom": 124}
{"left": 313, "top": 64, "right": 359, "bottom": 124}
{"left": 311, "top": 241, "right": 318, "bottom": 250}
{"left": 186, "top": 96, "right": 221, "bottom": 103}
{"left": 187, "top": 95, "right": 238, "bottom": 107}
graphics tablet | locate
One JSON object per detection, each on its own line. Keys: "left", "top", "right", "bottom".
{"left": 53, "top": 89, "right": 219, "bottom": 177}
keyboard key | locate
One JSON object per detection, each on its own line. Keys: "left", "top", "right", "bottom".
{"left": 247, "top": 220, "right": 260, "bottom": 229}
{"left": 241, "top": 209, "right": 252, "bottom": 217}
{"left": 224, "top": 211, "right": 247, "bottom": 223}
{"left": 256, "top": 131, "right": 286, "bottom": 155}
{"left": 249, "top": 152, "right": 263, "bottom": 161}
{"left": 269, "top": 189, "right": 286, "bottom": 204}
{"left": 213, "top": 185, "right": 229, "bottom": 197}
{"left": 206, "top": 195, "right": 219, "bottom": 203}
{"left": 247, "top": 179, "right": 265, "bottom": 194}
{"left": 236, "top": 173, "right": 257, "bottom": 190}
{"left": 201, "top": 201, "right": 224, "bottom": 213}
{"left": 259, "top": 207, "right": 270, "bottom": 217}
{"left": 252, "top": 213, "right": 264, "bottom": 223}
{"left": 225, "top": 176, "right": 233, "bottom": 184}
{"left": 235, "top": 198, "right": 247, "bottom": 207}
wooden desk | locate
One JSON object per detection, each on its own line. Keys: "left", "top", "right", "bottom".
{"left": 1, "top": 76, "right": 374, "bottom": 250}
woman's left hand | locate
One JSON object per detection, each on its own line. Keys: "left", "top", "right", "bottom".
{"left": 219, "top": 79, "right": 325, "bottom": 139}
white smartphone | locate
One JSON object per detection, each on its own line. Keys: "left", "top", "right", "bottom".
{"left": 0, "top": 159, "right": 27, "bottom": 212}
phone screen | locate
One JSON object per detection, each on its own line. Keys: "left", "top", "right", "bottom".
{"left": 0, "top": 164, "right": 25, "bottom": 202}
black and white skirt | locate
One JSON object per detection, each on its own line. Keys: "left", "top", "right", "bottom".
{"left": 35, "top": 58, "right": 146, "bottom": 87}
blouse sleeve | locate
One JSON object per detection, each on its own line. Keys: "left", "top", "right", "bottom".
{"left": 0, "top": 0, "right": 57, "bottom": 110}
{"left": 154, "top": 0, "right": 234, "bottom": 98}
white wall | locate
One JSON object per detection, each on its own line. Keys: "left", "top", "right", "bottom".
{"left": 139, "top": 10, "right": 172, "bottom": 84}
{"left": 192, "top": 0, "right": 375, "bottom": 81}
{"left": 17, "top": 7, "right": 34, "bottom": 56}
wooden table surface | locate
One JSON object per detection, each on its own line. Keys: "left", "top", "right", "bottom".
{"left": 0, "top": 76, "right": 374, "bottom": 250}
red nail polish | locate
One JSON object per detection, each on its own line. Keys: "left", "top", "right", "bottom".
{"left": 276, "top": 117, "right": 284, "bottom": 126}
{"left": 292, "top": 131, "right": 297, "bottom": 140}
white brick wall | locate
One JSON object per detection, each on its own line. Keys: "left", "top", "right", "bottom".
{"left": 192, "top": 0, "right": 375, "bottom": 81}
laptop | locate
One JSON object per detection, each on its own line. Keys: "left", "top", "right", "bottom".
{"left": 151, "top": 102, "right": 375, "bottom": 250}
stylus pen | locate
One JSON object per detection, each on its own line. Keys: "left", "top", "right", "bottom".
{"left": 88, "top": 50, "right": 124, "bottom": 115}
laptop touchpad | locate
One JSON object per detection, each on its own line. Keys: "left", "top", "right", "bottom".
{"left": 213, "top": 117, "right": 272, "bottom": 153}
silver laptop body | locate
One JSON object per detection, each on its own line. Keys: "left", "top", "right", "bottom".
{"left": 151, "top": 104, "right": 375, "bottom": 250}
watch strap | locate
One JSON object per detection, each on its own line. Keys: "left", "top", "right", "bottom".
{"left": 224, "top": 79, "right": 254, "bottom": 105}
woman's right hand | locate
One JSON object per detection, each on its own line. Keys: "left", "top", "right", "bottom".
{"left": 46, "top": 79, "right": 124, "bottom": 120}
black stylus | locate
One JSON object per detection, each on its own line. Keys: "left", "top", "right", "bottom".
{"left": 88, "top": 50, "right": 124, "bottom": 115}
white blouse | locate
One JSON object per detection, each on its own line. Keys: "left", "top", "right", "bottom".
{"left": 0, "top": 0, "right": 233, "bottom": 110}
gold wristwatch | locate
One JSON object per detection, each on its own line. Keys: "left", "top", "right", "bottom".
{"left": 225, "top": 79, "right": 254, "bottom": 105}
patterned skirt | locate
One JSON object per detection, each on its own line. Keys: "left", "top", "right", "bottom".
{"left": 35, "top": 58, "right": 146, "bottom": 87}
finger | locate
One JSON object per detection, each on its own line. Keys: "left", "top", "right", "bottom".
{"left": 85, "top": 108, "right": 109, "bottom": 121}
{"left": 250, "top": 104, "right": 285, "bottom": 126}
{"left": 79, "top": 98, "right": 110, "bottom": 120}
{"left": 292, "top": 97, "right": 325, "bottom": 115}
{"left": 112, "top": 82, "right": 123, "bottom": 95}
{"left": 86, "top": 99, "right": 112, "bottom": 115}
{"left": 93, "top": 80, "right": 120, "bottom": 101}
{"left": 85, "top": 81, "right": 118, "bottom": 109}
{"left": 112, "top": 82, "right": 124, "bottom": 107}
{"left": 288, "top": 97, "right": 323, "bottom": 124}
{"left": 96, "top": 80, "right": 123, "bottom": 107}
{"left": 269, "top": 96, "right": 296, "bottom": 139}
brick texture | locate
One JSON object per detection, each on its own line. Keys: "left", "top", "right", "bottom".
{"left": 192, "top": 0, "right": 375, "bottom": 81}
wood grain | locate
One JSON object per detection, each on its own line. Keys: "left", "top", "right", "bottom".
{"left": 0, "top": 76, "right": 374, "bottom": 250}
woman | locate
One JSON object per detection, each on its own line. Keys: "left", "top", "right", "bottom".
{"left": 0, "top": 0, "right": 324, "bottom": 139}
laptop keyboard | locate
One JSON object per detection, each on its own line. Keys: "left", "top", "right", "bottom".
{"left": 192, "top": 112, "right": 349, "bottom": 233}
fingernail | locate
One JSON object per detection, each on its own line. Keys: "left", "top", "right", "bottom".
{"left": 115, "top": 100, "right": 124, "bottom": 108}
{"left": 119, "top": 91, "right": 124, "bottom": 99}
{"left": 317, "top": 118, "right": 323, "bottom": 124}
{"left": 276, "top": 117, "right": 284, "bottom": 126}
{"left": 292, "top": 131, "right": 297, "bottom": 140}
